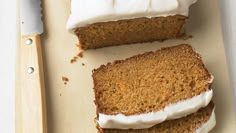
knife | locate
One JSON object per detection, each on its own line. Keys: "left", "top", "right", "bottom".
{"left": 20, "top": 0, "right": 47, "bottom": 133}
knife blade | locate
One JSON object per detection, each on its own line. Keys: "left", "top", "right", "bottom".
{"left": 19, "top": 0, "right": 47, "bottom": 133}
{"left": 20, "top": 0, "right": 43, "bottom": 35}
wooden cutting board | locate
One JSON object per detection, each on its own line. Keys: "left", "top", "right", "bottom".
{"left": 16, "top": 0, "right": 236, "bottom": 132}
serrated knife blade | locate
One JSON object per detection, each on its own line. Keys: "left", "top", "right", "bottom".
{"left": 20, "top": 0, "right": 43, "bottom": 35}
{"left": 19, "top": 0, "right": 47, "bottom": 133}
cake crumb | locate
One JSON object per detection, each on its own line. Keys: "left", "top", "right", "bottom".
{"left": 70, "top": 50, "right": 84, "bottom": 64}
{"left": 75, "top": 43, "right": 80, "bottom": 47}
{"left": 77, "top": 51, "right": 84, "bottom": 58}
{"left": 62, "top": 76, "right": 69, "bottom": 85}
{"left": 70, "top": 59, "right": 76, "bottom": 64}
{"left": 70, "top": 56, "right": 79, "bottom": 64}
{"left": 76, "top": 43, "right": 83, "bottom": 50}
{"left": 82, "top": 63, "right": 85, "bottom": 66}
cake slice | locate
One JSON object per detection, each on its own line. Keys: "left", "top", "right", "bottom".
{"left": 100, "top": 102, "right": 216, "bottom": 133}
{"left": 67, "top": 0, "right": 197, "bottom": 49}
{"left": 93, "top": 44, "right": 214, "bottom": 130}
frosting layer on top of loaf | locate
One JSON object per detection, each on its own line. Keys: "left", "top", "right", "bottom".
{"left": 67, "top": 0, "right": 197, "bottom": 32}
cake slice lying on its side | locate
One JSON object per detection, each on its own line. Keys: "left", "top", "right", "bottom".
{"left": 101, "top": 102, "right": 216, "bottom": 133}
{"left": 93, "top": 44, "right": 214, "bottom": 130}
{"left": 67, "top": 0, "right": 197, "bottom": 49}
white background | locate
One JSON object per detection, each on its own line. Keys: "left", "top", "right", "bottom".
{"left": 218, "top": 0, "right": 236, "bottom": 109}
{"left": 0, "top": 0, "right": 16, "bottom": 132}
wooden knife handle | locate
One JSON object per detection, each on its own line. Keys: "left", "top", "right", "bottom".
{"left": 20, "top": 34, "right": 47, "bottom": 133}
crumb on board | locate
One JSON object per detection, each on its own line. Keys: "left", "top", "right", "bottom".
{"left": 70, "top": 51, "right": 84, "bottom": 64}
{"left": 70, "top": 56, "right": 78, "bottom": 64}
{"left": 77, "top": 52, "right": 84, "bottom": 58}
{"left": 70, "top": 44, "right": 84, "bottom": 64}
{"left": 76, "top": 43, "right": 83, "bottom": 50}
{"left": 82, "top": 63, "right": 85, "bottom": 66}
{"left": 62, "top": 76, "right": 69, "bottom": 85}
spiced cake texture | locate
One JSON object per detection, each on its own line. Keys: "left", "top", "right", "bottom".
{"left": 98, "top": 102, "right": 215, "bottom": 133}
{"left": 93, "top": 44, "right": 212, "bottom": 116}
{"left": 76, "top": 15, "right": 187, "bottom": 50}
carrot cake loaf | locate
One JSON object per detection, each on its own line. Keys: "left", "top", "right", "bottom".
{"left": 67, "top": 0, "right": 197, "bottom": 49}
{"left": 93, "top": 44, "right": 214, "bottom": 130}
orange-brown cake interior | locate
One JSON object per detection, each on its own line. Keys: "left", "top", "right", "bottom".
{"left": 93, "top": 44, "right": 212, "bottom": 116}
{"left": 76, "top": 15, "right": 187, "bottom": 49}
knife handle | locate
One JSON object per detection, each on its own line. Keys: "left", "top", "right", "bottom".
{"left": 20, "top": 34, "right": 47, "bottom": 133}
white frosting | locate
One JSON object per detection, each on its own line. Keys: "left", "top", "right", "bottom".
{"left": 195, "top": 108, "right": 216, "bottom": 133}
{"left": 67, "top": 0, "right": 197, "bottom": 32}
{"left": 97, "top": 89, "right": 213, "bottom": 129}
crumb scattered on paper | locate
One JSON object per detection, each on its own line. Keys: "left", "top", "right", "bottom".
{"left": 70, "top": 51, "right": 84, "bottom": 64}
{"left": 77, "top": 51, "right": 83, "bottom": 58}
{"left": 82, "top": 63, "right": 85, "bottom": 66}
{"left": 62, "top": 76, "right": 69, "bottom": 85}
{"left": 76, "top": 43, "right": 83, "bottom": 50}
{"left": 70, "top": 56, "right": 78, "bottom": 64}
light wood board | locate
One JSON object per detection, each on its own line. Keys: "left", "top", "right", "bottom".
{"left": 16, "top": 0, "right": 236, "bottom": 132}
